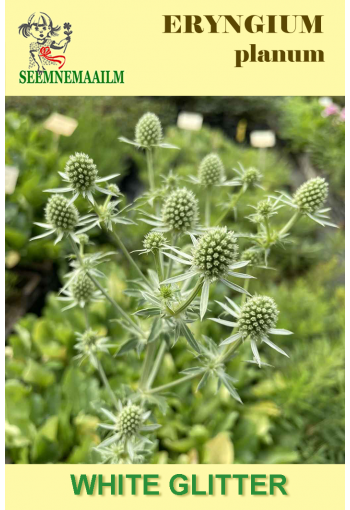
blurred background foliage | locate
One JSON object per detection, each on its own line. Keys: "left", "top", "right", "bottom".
{"left": 5, "top": 96, "right": 344, "bottom": 464}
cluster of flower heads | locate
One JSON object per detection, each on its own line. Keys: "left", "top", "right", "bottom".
{"left": 29, "top": 110, "right": 339, "bottom": 465}
{"left": 161, "top": 227, "right": 253, "bottom": 320}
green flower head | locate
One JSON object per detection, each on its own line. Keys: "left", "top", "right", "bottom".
{"left": 293, "top": 177, "right": 328, "bottom": 214}
{"left": 237, "top": 295, "right": 279, "bottom": 340}
{"left": 256, "top": 199, "right": 274, "bottom": 218}
{"left": 192, "top": 227, "right": 239, "bottom": 280}
{"left": 242, "top": 167, "right": 262, "bottom": 187}
{"left": 45, "top": 195, "right": 79, "bottom": 232}
{"left": 241, "top": 248, "right": 264, "bottom": 266}
{"left": 65, "top": 152, "right": 99, "bottom": 193}
{"left": 143, "top": 232, "right": 167, "bottom": 251}
{"left": 117, "top": 405, "right": 143, "bottom": 439}
{"left": 135, "top": 113, "right": 162, "bottom": 147}
{"left": 70, "top": 273, "right": 95, "bottom": 304}
{"left": 198, "top": 153, "right": 225, "bottom": 186}
{"left": 162, "top": 188, "right": 199, "bottom": 233}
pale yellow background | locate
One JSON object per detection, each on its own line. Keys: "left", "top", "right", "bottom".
{"left": 6, "top": 0, "right": 345, "bottom": 95}
{"left": 5, "top": 465, "right": 345, "bottom": 508}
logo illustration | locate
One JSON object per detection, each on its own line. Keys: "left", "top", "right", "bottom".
{"left": 18, "top": 12, "right": 72, "bottom": 71}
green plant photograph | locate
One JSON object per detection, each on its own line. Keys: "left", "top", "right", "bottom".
{"left": 5, "top": 96, "right": 345, "bottom": 465}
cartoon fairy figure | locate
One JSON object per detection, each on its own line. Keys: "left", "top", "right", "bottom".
{"left": 18, "top": 12, "right": 71, "bottom": 72}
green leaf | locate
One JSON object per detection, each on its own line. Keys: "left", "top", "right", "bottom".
{"left": 147, "top": 317, "right": 163, "bottom": 343}
{"left": 5, "top": 226, "right": 28, "bottom": 249}
{"left": 179, "top": 322, "right": 201, "bottom": 353}
{"left": 218, "top": 371, "right": 242, "bottom": 404}
{"left": 203, "top": 432, "right": 234, "bottom": 464}
{"left": 32, "top": 319, "right": 67, "bottom": 359}
{"left": 200, "top": 280, "right": 210, "bottom": 320}
{"left": 22, "top": 359, "right": 55, "bottom": 388}
{"left": 5, "top": 380, "right": 31, "bottom": 423}
{"left": 62, "top": 367, "right": 100, "bottom": 414}
{"left": 134, "top": 307, "right": 161, "bottom": 317}
{"left": 117, "top": 338, "right": 139, "bottom": 356}
{"left": 31, "top": 416, "right": 60, "bottom": 463}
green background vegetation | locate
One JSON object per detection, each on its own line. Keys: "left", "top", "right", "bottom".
{"left": 5, "top": 96, "right": 345, "bottom": 464}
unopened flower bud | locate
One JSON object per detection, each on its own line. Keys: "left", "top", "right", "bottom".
{"left": 256, "top": 199, "right": 274, "bottom": 218}
{"left": 242, "top": 167, "right": 262, "bottom": 187}
{"left": 241, "top": 248, "right": 263, "bottom": 266}
{"left": 78, "top": 234, "right": 89, "bottom": 245}
{"left": 80, "top": 329, "right": 99, "bottom": 352}
{"left": 160, "top": 285, "right": 173, "bottom": 300}
{"left": 108, "top": 184, "right": 120, "bottom": 195}
{"left": 143, "top": 232, "right": 167, "bottom": 251}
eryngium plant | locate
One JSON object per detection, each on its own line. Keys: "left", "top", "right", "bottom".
{"left": 31, "top": 112, "right": 337, "bottom": 464}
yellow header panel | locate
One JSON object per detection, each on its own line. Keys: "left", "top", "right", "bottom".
{"left": 6, "top": 0, "right": 345, "bottom": 95}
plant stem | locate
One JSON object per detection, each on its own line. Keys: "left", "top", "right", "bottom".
{"left": 170, "top": 278, "right": 204, "bottom": 317}
{"left": 264, "top": 218, "right": 271, "bottom": 244}
{"left": 215, "top": 186, "right": 245, "bottom": 226}
{"left": 88, "top": 270, "right": 145, "bottom": 336}
{"left": 146, "top": 340, "right": 167, "bottom": 389}
{"left": 278, "top": 211, "right": 301, "bottom": 237}
{"left": 96, "top": 357, "right": 119, "bottom": 409}
{"left": 109, "top": 228, "right": 149, "bottom": 284}
{"left": 93, "top": 202, "right": 149, "bottom": 285}
{"left": 139, "top": 238, "right": 166, "bottom": 392}
{"left": 166, "top": 233, "right": 178, "bottom": 279}
{"left": 240, "top": 276, "right": 251, "bottom": 308}
{"left": 154, "top": 250, "right": 164, "bottom": 282}
{"left": 69, "top": 238, "right": 144, "bottom": 337}
{"left": 146, "top": 149, "right": 155, "bottom": 191}
{"left": 219, "top": 336, "right": 244, "bottom": 364}
{"left": 219, "top": 271, "right": 251, "bottom": 362}
{"left": 205, "top": 189, "right": 211, "bottom": 227}
{"left": 147, "top": 372, "right": 198, "bottom": 394}
{"left": 139, "top": 341, "right": 158, "bottom": 389}
{"left": 83, "top": 306, "right": 90, "bottom": 329}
